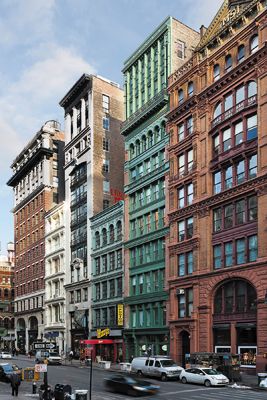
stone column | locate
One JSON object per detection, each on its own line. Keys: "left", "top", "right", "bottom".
{"left": 230, "top": 322, "right": 237, "bottom": 354}
{"left": 65, "top": 114, "right": 71, "bottom": 143}
{"left": 72, "top": 107, "right": 77, "bottom": 138}
{"left": 81, "top": 98, "right": 86, "bottom": 131}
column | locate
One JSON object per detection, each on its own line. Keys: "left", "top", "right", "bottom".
{"left": 25, "top": 327, "right": 29, "bottom": 354}
{"left": 81, "top": 98, "right": 86, "bottom": 130}
{"left": 72, "top": 107, "right": 77, "bottom": 138}
{"left": 65, "top": 114, "right": 71, "bottom": 143}
{"left": 230, "top": 322, "right": 237, "bottom": 354}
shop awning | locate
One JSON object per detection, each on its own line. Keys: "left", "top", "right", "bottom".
{"left": 80, "top": 339, "right": 114, "bottom": 345}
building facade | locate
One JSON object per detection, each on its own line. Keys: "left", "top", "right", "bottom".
{"left": 44, "top": 202, "right": 66, "bottom": 353}
{"left": 166, "top": 0, "right": 267, "bottom": 372}
{"left": 59, "top": 74, "right": 124, "bottom": 354}
{"left": 7, "top": 121, "right": 65, "bottom": 353}
{"left": 90, "top": 201, "right": 124, "bottom": 362}
{"left": 122, "top": 17, "right": 200, "bottom": 359}
{"left": 0, "top": 243, "right": 15, "bottom": 351}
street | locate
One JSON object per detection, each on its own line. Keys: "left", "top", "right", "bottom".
{"left": 0, "top": 356, "right": 265, "bottom": 400}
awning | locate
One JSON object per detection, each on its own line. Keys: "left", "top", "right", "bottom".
{"left": 80, "top": 339, "right": 114, "bottom": 345}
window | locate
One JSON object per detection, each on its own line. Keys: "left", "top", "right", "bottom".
{"left": 213, "top": 134, "right": 220, "bottom": 156}
{"left": 213, "top": 208, "right": 222, "bottom": 232}
{"left": 187, "top": 116, "right": 193, "bottom": 135}
{"left": 213, "top": 102, "right": 222, "bottom": 120}
{"left": 224, "top": 204, "right": 233, "bottom": 229}
{"left": 236, "top": 160, "right": 245, "bottom": 184}
{"left": 237, "top": 44, "right": 245, "bottom": 63}
{"left": 234, "top": 121, "right": 243, "bottom": 145}
{"left": 248, "top": 196, "right": 257, "bottom": 221}
{"left": 214, "top": 171, "right": 221, "bottom": 194}
{"left": 224, "top": 242, "right": 233, "bottom": 267}
{"left": 103, "top": 117, "right": 110, "bottom": 130}
{"left": 178, "top": 187, "right": 185, "bottom": 208}
{"left": 225, "top": 54, "right": 232, "bottom": 72}
{"left": 248, "top": 234, "right": 258, "bottom": 263}
{"left": 236, "top": 238, "right": 245, "bottom": 264}
{"left": 177, "top": 41, "right": 185, "bottom": 59}
{"left": 178, "top": 89, "right": 184, "bottom": 104}
{"left": 187, "top": 183, "right": 193, "bottom": 205}
{"left": 102, "top": 159, "right": 109, "bottom": 173}
{"left": 247, "top": 114, "right": 257, "bottom": 140}
{"left": 236, "top": 85, "right": 245, "bottom": 105}
{"left": 178, "top": 217, "right": 193, "bottom": 241}
{"left": 103, "top": 180, "right": 110, "bottom": 193}
{"left": 250, "top": 34, "right": 259, "bottom": 54}
{"left": 102, "top": 94, "right": 110, "bottom": 113}
{"left": 188, "top": 81, "right": 194, "bottom": 97}
{"left": 225, "top": 166, "right": 233, "bottom": 189}
{"left": 249, "top": 154, "right": 257, "bottom": 179}
{"left": 213, "top": 64, "right": 220, "bottom": 81}
{"left": 214, "top": 245, "right": 222, "bottom": 269}
{"left": 103, "top": 199, "right": 110, "bottom": 209}
{"left": 223, "top": 128, "right": 231, "bottom": 151}
{"left": 178, "top": 251, "right": 193, "bottom": 276}
{"left": 178, "top": 288, "right": 193, "bottom": 318}
{"left": 236, "top": 200, "right": 245, "bottom": 225}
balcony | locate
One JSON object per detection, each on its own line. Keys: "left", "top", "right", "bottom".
{"left": 211, "top": 95, "right": 257, "bottom": 129}
{"left": 71, "top": 192, "right": 87, "bottom": 208}
{"left": 121, "top": 87, "right": 168, "bottom": 135}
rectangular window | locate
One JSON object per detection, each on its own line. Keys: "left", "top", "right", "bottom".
{"left": 187, "top": 116, "right": 193, "bottom": 135}
{"left": 187, "top": 183, "right": 193, "bottom": 205}
{"left": 224, "top": 204, "right": 233, "bottom": 229}
{"left": 187, "top": 217, "right": 193, "bottom": 238}
{"left": 235, "top": 121, "right": 243, "bottom": 145}
{"left": 102, "top": 94, "right": 110, "bottom": 113}
{"left": 177, "top": 41, "right": 185, "bottom": 59}
{"left": 236, "top": 200, "right": 245, "bottom": 225}
{"left": 188, "top": 149, "right": 194, "bottom": 171}
{"left": 103, "top": 180, "right": 110, "bottom": 193}
{"left": 214, "top": 171, "right": 221, "bottom": 194}
{"left": 213, "top": 134, "right": 220, "bottom": 156}
{"left": 223, "top": 128, "right": 231, "bottom": 151}
{"left": 248, "top": 235, "right": 257, "bottom": 262}
{"left": 178, "top": 221, "right": 185, "bottom": 241}
{"left": 103, "top": 138, "right": 109, "bottom": 151}
{"left": 213, "top": 208, "right": 222, "bottom": 232}
{"left": 178, "top": 154, "right": 185, "bottom": 176}
{"left": 236, "top": 238, "right": 245, "bottom": 264}
{"left": 178, "top": 187, "right": 185, "bottom": 208}
{"left": 214, "top": 245, "right": 222, "bottom": 269}
{"left": 102, "top": 159, "right": 109, "bottom": 173}
{"left": 103, "top": 117, "right": 110, "bottom": 130}
{"left": 236, "top": 160, "right": 245, "bottom": 184}
{"left": 178, "top": 254, "right": 185, "bottom": 276}
{"left": 178, "top": 123, "right": 184, "bottom": 141}
{"left": 247, "top": 114, "right": 257, "bottom": 140}
{"left": 248, "top": 154, "right": 257, "bottom": 179}
{"left": 248, "top": 196, "right": 257, "bottom": 221}
{"left": 224, "top": 242, "right": 233, "bottom": 267}
{"left": 225, "top": 166, "right": 233, "bottom": 189}
{"left": 178, "top": 288, "right": 193, "bottom": 318}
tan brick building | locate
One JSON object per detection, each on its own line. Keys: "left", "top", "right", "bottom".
{"left": 166, "top": 0, "right": 267, "bottom": 372}
{"left": 7, "top": 121, "right": 65, "bottom": 353}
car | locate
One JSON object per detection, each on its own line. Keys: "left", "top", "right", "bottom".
{"left": 105, "top": 374, "right": 160, "bottom": 396}
{"left": 180, "top": 367, "right": 229, "bottom": 387}
{"left": 0, "top": 352, "right": 12, "bottom": 359}
{"left": 131, "top": 356, "right": 183, "bottom": 381}
{"left": 35, "top": 350, "right": 62, "bottom": 365}
{"left": 0, "top": 363, "right": 14, "bottom": 382}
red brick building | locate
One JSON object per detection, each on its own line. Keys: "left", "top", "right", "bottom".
{"left": 166, "top": 0, "right": 267, "bottom": 372}
{"left": 7, "top": 121, "right": 64, "bottom": 353}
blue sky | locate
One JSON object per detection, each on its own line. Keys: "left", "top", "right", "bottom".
{"left": 0, "top": 0, "right": 222, "bottom": 254}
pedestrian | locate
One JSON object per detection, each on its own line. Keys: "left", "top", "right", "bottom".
{"left": 69, "top": 350, "right": 73, "bottom": 362}
{"left": 10, "top": 372, "right": 21, "bottom": 396}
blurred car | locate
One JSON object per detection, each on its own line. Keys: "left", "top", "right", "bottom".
{"left": 12, "top": 364, "right": 22, "bottom": 379}
{"left": 0, "top": 352, "right": 12, "bottom": 359}
{"left": 35, "top": 350, "right": 62, "bottom": 365}
{"left": 180, "top": 367, "right": 229, "bottom": 387}
{"left": 0, "top": 363, "right": 14, "bottom": 382}
{"left": 105, "top": 374, "right": 160, "bottom": 396}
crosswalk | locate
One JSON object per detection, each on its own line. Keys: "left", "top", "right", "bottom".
{"left": 177, "top": 388, "right": 267, "bottom": 400}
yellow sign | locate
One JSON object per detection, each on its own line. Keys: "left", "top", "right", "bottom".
{"left": 22, "top": 368, "right": 40, "bottom": 382}
{"left": 97, "top": 328, "right": 110, "bottom": 338}
{"left": 117, "top": 304, "right": 124, "bottom": 326}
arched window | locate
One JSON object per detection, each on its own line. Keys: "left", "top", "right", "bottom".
{"left": 102, "top": 228, "right": 107, "bottom": 246}
{"left": 117, "top": 221, "right": 122, "bottom": 240}
{"left": 248, "top": 81, "right": 257, "bottom": 98}
{"left": 135, "top": 140, "right": 141, "bottom": 156}
{"left": 213, "top": 64, "right": 220, "bottom": 81}
{"left": 95, "top": 232, "right": 100, "bottom": 249}
{"left": 160, "top": 121, "right": 166, "bottom": 139}
{"left": 225, "top": 54, "right": 232, "bottom": 72}
{"left": 213, "top": 102, "right": 222, "bottom": 120}
{"left": 237, "top": 44, "right": 245, "bottom": 63}
{"left": 214, "top": 280, "right": 257, "bottom": 315}
{"left": 178, "top": 89, "right": 184, "bottom": 104}
{"left": 188, "top": 81, "right": 194, "bottom": 97}
{"left": 154, "top": 126, "right": 160, "bottom": 143}
{"left": 148, "top": 131, "right": 153, "bottom": 147}
{"left": 109, "top": 225, "right": 114, "bottom": 244}
{"left": 4, "top": 289, "right": 8, "bottom": 298}
{"left": 250, "top": 34, "right": 259, "bottom": 54}
{"left": 142, "top": 135, "right": 147, "bottom": 152}
{"left": 129, "top": 144, "right": 135, "bottom": 159}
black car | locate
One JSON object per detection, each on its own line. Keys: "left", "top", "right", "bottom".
{"left": 0, "top": 363, "right": 14, "bottom": 382}
{"left": 105, "top": 374, "right": 160, "bottom": 396}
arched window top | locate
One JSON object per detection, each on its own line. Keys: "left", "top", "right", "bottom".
{"left": 117, "top": 220, "right": 122, "bottom": 240}
{"left": 237, "top": 44, "right": 245, "bottom": 63}
{"left": 250, "top": 34, "right": 259, "bottom": 54}
{"left": 148, "top": 131, "right": 154, "bottom": 147}
{"left": 213, "top": 102, "right": 222, "bottom": 119}
{"left": 214, "top": 280, "right": 257, "bottom": 315}
{"left": 95, "top": 231, "right": 100, "bottom": 248}
{"left": 135, "top": 140, "right": 141, "bottom": 155}
{"left": 102, "top": 228, "right": 107, "bottom": 245}
{"left": 213, "top": 64, "right": 220, "bottom": 81}
{"left": 225, "top": 54, "right": 232, "bottom": 72}
{"left": 129, "top": 143, "right": 135, "bottom": 160}
{"left": 109, "top": 224, "right": 115, "bottom": 243}
{"left": 188, "top": 81, "right": 194, "bottom": 97}
{"left": 178, "top": 89, "right": 184, "bottom": 104}
{"left": 248, "top": 80, "right": 257, "bottom": 98}
{"left": 141, "top": 135, "right": 147, "bottom": 151}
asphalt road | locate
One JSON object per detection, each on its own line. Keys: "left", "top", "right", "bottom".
{"left": 0, "top": 356, "right": 266, "bottom": 400}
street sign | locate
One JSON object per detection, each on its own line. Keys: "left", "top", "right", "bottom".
{"left": 22, "top": 368, "right": 40, "bottom": 382}
{"left": 33, "top": 342, "right": 55, "bottom": 350}
{"left": 35, "top": 364, "right": 47, "bottom": 373}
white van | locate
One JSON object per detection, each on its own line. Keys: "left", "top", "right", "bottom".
{"left": 131, "top": 356, "right": 183, "bottom": 381}
{"left": 35, "top": 350, "right": 62, "bottom": 365}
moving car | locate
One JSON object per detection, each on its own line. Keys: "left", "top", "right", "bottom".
{"left": 35, "top": 350, "right": 62, "bottom": 365}
{"left": 0, "top": 363, "right": 14, "bottom": 382}
{"left": 0, "top": 352, "right": 12, "bottom": 359}
{"left": 180, "top": 367, "right": 229, "bottom": 387}
{"left": 105, "top": 374, "right": 160, "bottom": 396}
{"left": 131, "top": 356, "right": 183, "bottom": 381}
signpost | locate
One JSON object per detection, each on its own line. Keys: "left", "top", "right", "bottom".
{"left": 33, "top": 342, "right": 55, "bottom": 350}
{"left": 22, "top": 368, "right": 40, "bottom": 382}
{"left": 35, "top": 364, "right": 47, "bottom": 373}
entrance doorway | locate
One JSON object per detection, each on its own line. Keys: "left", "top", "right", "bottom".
{"left": 180, "top": 331, "right": 190, "bottom": 368}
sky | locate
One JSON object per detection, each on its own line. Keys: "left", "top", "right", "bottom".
{"left": 0, "top": 0, "right": 223, "bottom": 254}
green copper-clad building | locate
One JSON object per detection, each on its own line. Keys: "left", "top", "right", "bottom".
{"left": 122, "top": 17, "right": 199, "bottom": 359}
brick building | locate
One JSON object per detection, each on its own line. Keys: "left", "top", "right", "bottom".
{"left": 7, "top": 121, "right": 65, "bottom": 353}
{"left": 166, "top": 0, "right": 267, "bottom": 372}
{"left": 121, "top": 16, "right": 200, "bottom": 359}
{"left": 0, "top": 243, "right": 15, "bottom": 351}
{"left": 59, "top": 74, "right": 124, "bottom": 354}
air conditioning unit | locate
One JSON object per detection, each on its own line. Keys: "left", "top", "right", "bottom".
{"left": 176, "top": 288, "right": 185, "bottom": 295}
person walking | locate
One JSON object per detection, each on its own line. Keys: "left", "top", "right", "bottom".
{"left": 10, "top": 373, "right": 21, "bottom": 396}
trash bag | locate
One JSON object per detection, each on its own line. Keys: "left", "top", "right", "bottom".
{"left": 259, "top": 377, "right": 267, "bottom": 388}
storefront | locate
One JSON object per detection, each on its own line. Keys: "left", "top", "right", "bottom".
{"left": 88, "top": 328, "right": 124, "bottom": 363}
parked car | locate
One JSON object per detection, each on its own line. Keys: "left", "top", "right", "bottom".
{"left": 180, "top": 367, "right": 229, "bottom": 387}
{"left": 131, "top": 356, "right": 183, "bottom": 381}
{"left": 35, "top": 351, "right": 62, "bottom": 365}
{"left": 0, "top": 352, "right": 12, "bottom": 359}
{"left": 0, "top": 363, "right": 14, "bottom": 382}
{"left": 105, "top": 374, "right": 160, "bottom": 396}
